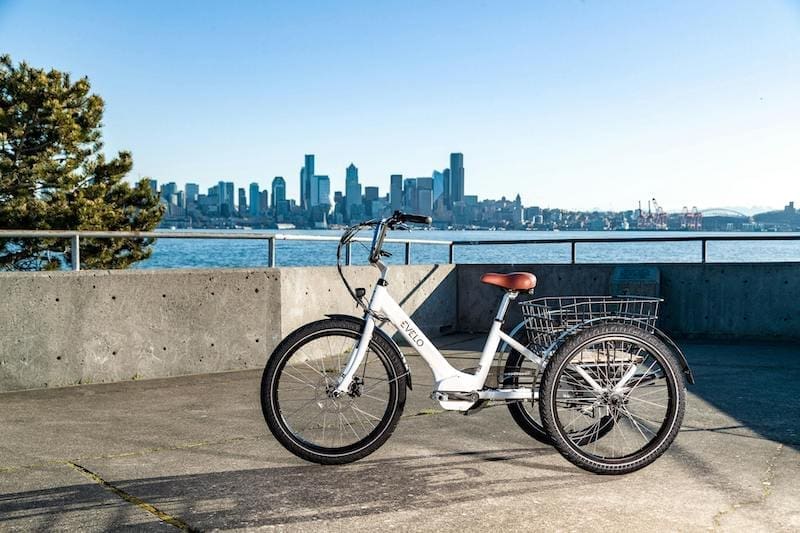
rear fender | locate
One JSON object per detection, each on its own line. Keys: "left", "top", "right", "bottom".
{"left": 504, "top": 319, "right": 695, "bottom": 385}
{"left": 325, "top": 314, "right": 412, "bottom": 390}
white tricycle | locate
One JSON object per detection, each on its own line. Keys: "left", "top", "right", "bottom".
{"left": 261, "top": 211, "right": 693, "bottom": 474}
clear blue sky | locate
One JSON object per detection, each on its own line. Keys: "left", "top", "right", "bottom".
{"left": 2, "top": 0, "right": 798, "bottom": 212}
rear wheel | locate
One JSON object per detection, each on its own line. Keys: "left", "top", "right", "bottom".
{"left": 505, "top": 332, "right": 614, "bottom": 446}
{"left": 504, "top": 337, "right": 550, "bottom": 444}
{"left": 539, "top": 324, "right": 685, "bottom": 475}
{"left": 261, "top": 319, "right": 407, "bottom": 464}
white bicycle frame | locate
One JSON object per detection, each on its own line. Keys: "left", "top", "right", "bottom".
{"left": 333, "top": 259, "right": 544, "bottom": 411}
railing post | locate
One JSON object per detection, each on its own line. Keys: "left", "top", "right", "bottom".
{"left": 345, "top": 241, "right": 352, "bottom": 266}
{"left": 267, "top": 237, "right": 276, "bottom": 267}
{"left": 448, "top": 243, "right": 455, "bottom": 264}
{"left": 701, "top": 239, "right": 707, "bottom": 264}
{"left": 404, "top": 242, "right": 411, "bottom": 265}
{"left": 71, "top": 234, "right": 80, "bottom": 271}
{"left": 571, "top": 241, "right": 576, "bottom": 264}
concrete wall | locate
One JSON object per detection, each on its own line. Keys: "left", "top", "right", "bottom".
{"left": 2, "top": 262, "right": 797, "bottom": 392}
{"left": 0, "top": 265, "right": 456, "bottom": 392}
{"left": 457, "top": 263, "right": 800, "bottom": 340}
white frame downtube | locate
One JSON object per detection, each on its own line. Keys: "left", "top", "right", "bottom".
{"left": 334, "top": 274, "right": 544, "bottom": 409}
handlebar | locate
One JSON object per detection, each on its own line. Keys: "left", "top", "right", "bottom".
{"left": 337, "top": 211, "right": 432, "bottom": 310}
{"left": 368, "top": 211, "right": 431, "bottom": 263}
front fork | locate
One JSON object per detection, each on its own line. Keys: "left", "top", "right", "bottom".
{"left": 332, "top": 315, "right": 376, "bottom": 396}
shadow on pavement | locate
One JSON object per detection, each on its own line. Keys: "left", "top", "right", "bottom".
{"left": 0, "top": 448, "right": 610, "bottom": 529}
{"left": 679, "top": 341, "right": 800, "bottom": 451}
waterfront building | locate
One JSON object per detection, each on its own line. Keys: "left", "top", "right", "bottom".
{"left": 450, "top": 153, "right": 464, "bottom": 204}
{"left": 390, "top": 174, "right": 403, "bottom": 210}
{"left": 249, "top": 183, "right": 260, "bottom": 217}
{"left": 147, "top": 179, "right": 158, "bottom": 195}
{"left": 271, "top": 177, "right": 286, "bottom": 209}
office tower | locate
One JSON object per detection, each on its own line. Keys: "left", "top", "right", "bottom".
{"left": 416, "top": 177, "right": 434, "bottom": 216}
{"left": 217, "top": 181, "right": 234, "bottom": 217}
{"left": 403, "top": 178, "right": 418, "bottom": 211}
{"left": 249, "top": 183, "right": 260, "bottom": 216}
{"left": 185, "top": 183, "right": 199, "bottom": 205}
{"left": 271, "top": 176, "right": 286, "bottom": 209}
{"left": 316, "top": 175, "right": 331, "bottom": 206}
{"left": 161, "top": 182, "right": 178, "bottom": 203}
{"left": 450, "top": 153, "right": 464, "bottom": 204}
{"left": 259, "top": 190, "right": 269, "bottom": 215}
{"left": 432, "top": 170, "right": 444, "bottom": 203}
{"left": 443, "top": 168, "right": 451, "bottom": 208}
{"left": 390, "top": 174, "right": 403, "bottom": 210}
{"left": 238, "top": 187, "right": 247, "bottom": 215}
{"left": 147, "top": 179, "right": 158, "bottom": 195}
{"left": 364, "top": 186, "right": 379, "bottom": 202}
{"left": 345, "top": 163, "right": 362, "bottom": 219}
{"left": 301, "top": 154, "right": 315, "bottom": 210}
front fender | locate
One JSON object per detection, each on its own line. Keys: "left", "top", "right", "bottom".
{"left": 325, "top": 314, "right": 413, "bottom": 390}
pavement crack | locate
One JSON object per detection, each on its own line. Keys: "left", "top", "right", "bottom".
{"left": 66, "top": 462, "right": 200, "bottom": 532}
{"left": 711, "top": 443, "right": 785, "bottom": 530}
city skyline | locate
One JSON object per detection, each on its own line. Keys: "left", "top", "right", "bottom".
{"left": 2, "top": 1, "right": 798, "bottom": 210}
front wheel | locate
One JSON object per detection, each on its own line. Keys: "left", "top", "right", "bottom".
{"left": 539, "top": 324, "right": 685, "bottom": 475}
{"left": 261, "top": 318, "right": 407, "bottom": 464}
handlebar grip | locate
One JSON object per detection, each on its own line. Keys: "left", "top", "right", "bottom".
{"left": 399, "top": 213, "right": 432, "bottom": 225}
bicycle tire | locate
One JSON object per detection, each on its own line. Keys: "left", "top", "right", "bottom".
{"left": 539, "top": 324, "right": 685, "bottom": 475}
{"left": 261, "top": 318, "right": 407, "bottom": 464}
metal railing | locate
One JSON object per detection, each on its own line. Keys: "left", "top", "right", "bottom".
{"left": 1, "top": 229, "right": 799, "bottom": 271}
{"left": 0, "top": 229, "right": 452, "bottom": 271}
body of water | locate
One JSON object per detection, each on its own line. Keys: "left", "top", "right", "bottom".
{"left": 134, "top": 229, "right": 800, "bottom": 269}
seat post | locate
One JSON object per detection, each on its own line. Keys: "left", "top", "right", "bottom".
{"left": 494, "top": 291, "right": 518, "bottom": 323}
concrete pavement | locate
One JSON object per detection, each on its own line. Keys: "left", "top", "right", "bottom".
{"left": 1, "top": 337, "right": 798, "bottom": 532}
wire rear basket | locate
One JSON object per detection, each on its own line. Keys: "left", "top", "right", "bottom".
{"left": 519, "top": 296, "right": 662, "bottom": 351}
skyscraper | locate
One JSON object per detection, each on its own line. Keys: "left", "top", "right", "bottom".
{"left": 416, "top": 177, "right": 434, "bottom": 216}
{"left": 443, "top": 168, "right": 451, "bottom": 208}
{"left": 185, "top": 183, "right": 199, "bottom": 205}
{"left": 404, "top": 178, "right": 418, "bottom": 211}
{"left": 316, "top": 175, "right": 331, "bottom": 206}
{"left": 300, "top": 154, "right": 315, "bottom": 210}
{"left": 217, "top": 181, "right": 235, "bottom": 217}
{"left": 271, "top": 176, "right": 286, "bottom": 209}
{"left": 161, "top": 182, "right": 178, "bottom": 203}
{"left": 238, "top": 187, "right": 247, "bottom": 215}
{"left": 364, "top": 186, "right": 379, "bottom": 202}
{"left": 390, "top": 174, "right": 403, "bottom": 210}
{"left": 248, "top": 183, "right": 260, "bottom": 216}
{"left": 345, "top": 163, "right": 362, "bottom": 219}
{"left": 432, "top": 170, "right": 444, "bottom": 203}
{"left": 147, "top": 179, "right": 158, "bottom": 195}
{"left": 450, "top": 153, "right": 464, "bottom": 204}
